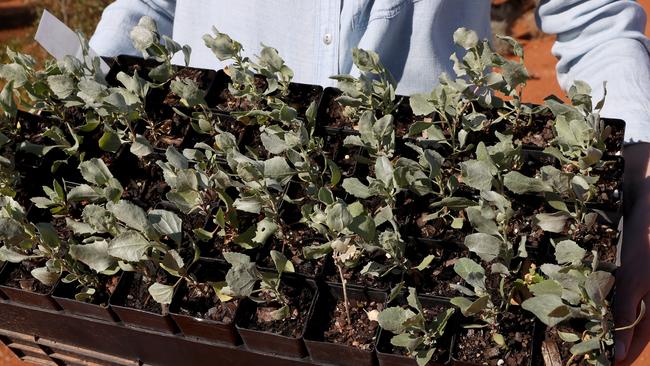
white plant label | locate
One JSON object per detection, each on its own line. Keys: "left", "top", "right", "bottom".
{"left": 34, "top": 10, "right": 110, "bottom": 76}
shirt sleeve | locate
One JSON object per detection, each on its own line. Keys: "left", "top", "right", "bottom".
{"left": 536, "top": 0, "right": 650, "bottom": 143}
{"left": 89, "top": 0, "right": 176, "bottom": 58}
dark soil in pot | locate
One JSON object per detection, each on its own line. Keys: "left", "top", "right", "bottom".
{"left": 509, "top": 117, "right": 624, "bottom": 156}
{"left": 507, "top": 197, "right": 547, "bottom": 250}
{"left": 123, "top": 271, "right": 171, "bottom": 315}
{"left": 398, "top": 194, "right": 470, "bottom": 244}
{"left": 0, "top": 260, "right": 52, "bottom": 295}
{"left": 407, "top": 243, "right": 466, "bottom": 299}
{"left": 452, "top": 310, "right": 535, "bottom": 366}
{"left": 114, "top": 154, "right": 168, "bottom": 211}
{"left": 197, "top": 210, "right": 263, "bottom": 261}
{"left": 168, "top": 260, "right": 241, "bottom": 345}
{"left": 324, "top": 258, "right": 390, "bottom": 291}
{"left": 51, "top": 275, "right": 119, "bottom": 321}
{"left": 212, "top": 73, "right": 321, "bottom": 120}
{"left": 54, "top": 275, "right": 119, "bottom": 308}
{"left": 319, "top": 89, "right": 410, "bottom": 137}
{"left": 237, "top": 282, "right": 313, "bottom": 338}
{"left": 304, "top": 285, "right": 385, "bottom": 366}
{"left": 257, "top": 226, "right": 328, "bottom": 278}
{"left": 559, "top": 220, "right": 619, "bottom": 265}
{"left": 175, "top": 282, "right": 238, "bottom": 324}
{"left": 323, "top": 296, "right": 381, "bottom": 351}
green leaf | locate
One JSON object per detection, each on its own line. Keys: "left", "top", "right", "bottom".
{"left": 148, "top": 209, "right": 182, "bottom": 244}
{"left": 130, "top": 16, "right": 158, "bottom": 51}
{"left": 342, "top": 178, "right": 371, "bottom": 199}
{"left": 82, "top": 204, "right": 116, "bottom": 233}
{"left": 98, "top": 128, "right": 121, "bottom": 152}
{"left": 460, "top": 160, "right": 494, "bottom": 192}
{"left": 558, "top": 331, "right": 580, "bottom": 343}
{"left": 504, "top": 171, "right": 551, "bottom": 194}
{"left": 69, "top": 240, "right": 115, "bottom": 272}
{"left": 453, "top": 28, "right": 479, "bottom": 49}
{"left": 30, "top": 267, "right": 59, "bottom": 286}
{"left": 202, "top": 28, "right": 242, "bottom": 61}
{"left": 130, "top": 135, "right": 154, "bottom": 157}
{"left": 377, "top": 306, "right": 415, "bottom": 332}
{"left": 303, "top": 242, "right": 333, "bottom": 260}
{"left": 453, "top": 258, "right": 485, "bottom": 287}
{"left": 570, "top": 338, "right": 601, "bottom": 356}
{"left": 414, "top": 254, "right": 435, "bottom": 271}
{"left": 223, "top": 252, "right": 252, "bottom": 266}
{"left": 270, "top": 250, "right": 295, "bottom": 274}
{"left": 170, "top": 78, "right": 206, "bottom": 107}
{"left": 521, "top": 294, "right": 571, "bottom": 327}
{"left": 47, "top": 75, "right": 76, "bottom": 99}
{"left": 264, "top": 156, "right": 295, "bottom": 181}
{"left": 529, "top": 280, "right": 563, "bottom": 297}
{"left": 166, "top": 146, "right": 188, "bottom": 170}
{"left": 415, "top": 348, "right": 435, "bottom": 366}
{"left": 0, "top": 246, "right": 35, "bottom": 263}
{"left": 108, "top": 231, "right": 152, "bottom": 262}
{"left": 493, "top": 333, "right": 506, "bottom": 347}
{"left": 584, "top": 271, "right": 614, "bottom": 306}
{"left": 148, "top": 282, "right": 174, "bottom": 305}
{"left": 225, "top": 260, "right": 258, "bottom": 297}
{"left": 375, "top": 156, "right": 394, "bottom": 187}
{"left": 79, "top": 158, "right": 113, "bottom": 186}
{"left": 107, "top": 200, "right": 152, "bottom": 235}
{"left": 555, "top": 240, "right": 586, "bottom": 265}
{"left": 251, "top": 218, "right": 278, "bottom": 246}
{"left": 464, "top": 233, "right": 503, "bottom": 263}
{"left": 0, "top": 217, "right": 27, "bottom": 246}
{"left": 535, "top": 212, "right": 570, "bottom": 233}
{"left": 465, "top": 206, "right": 499, "bottom": 236}
{"left": 451, "top": 295, "right": 489, "bottom": 316}
{"left": 326, "top": 202, "right": 352, "bottom": 232}
{"left": 409, "top": 93, "right": 434, "bottom": 116}
{"left": 160, "top": 249, "right": 185, "bottom": 276}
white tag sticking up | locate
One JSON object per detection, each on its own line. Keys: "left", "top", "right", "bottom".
{"left": 34, "top": 10, "right": 110, "bottom": 76}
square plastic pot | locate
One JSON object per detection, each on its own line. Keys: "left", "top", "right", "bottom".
{"left": 109, "top": 271, "right": 178, "bottom": 334}
{"left": 376, "top": 295, "right": 455, "bottom": 366}
{"left": 450, "top": 317, "right": 543, "bottom": 366}
{"left": 51, "top": 280, "right": 118, "bottom": 322}
{"left": 169, "top": 260, "right": 241, "bottom": 345}
{"left": 0, "top": 262, "right": 60, "bottom": 311}
{"left": 304, "top": 284, "right": 386, "bottom": 366}
{"left": 235, "top": 276, "right": 318, "bottom": 359}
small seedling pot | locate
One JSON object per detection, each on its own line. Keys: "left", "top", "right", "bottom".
{"left": 304, "top": 284, "right": 386, "bottom": 366}
{"left": 450, "top": 315, "right": 543, "bottom": 366}
{"left": 235, "top": 275, "right": 318, "bottom": 359}
{"left": 109, "top": 272, "right": 178, "bottom": 334}
{"left": 376, "top": 294, "right": 455, "bottom": 366}
{"left": 51, "top": 279, "right": 118, "bottom": 322}
{"left": 0, "top": 262, "right": 60, "bottom": 311}
{"left": 169, "top": 261, "right": 241, "bottom": 345}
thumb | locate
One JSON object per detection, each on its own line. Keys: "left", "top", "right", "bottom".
{"left": 615, "top": 292, "right": 643, "bottom": 362}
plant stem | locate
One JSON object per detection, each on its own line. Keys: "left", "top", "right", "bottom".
{"left": 337, "top": 262, "right": 352, "bottom": 326}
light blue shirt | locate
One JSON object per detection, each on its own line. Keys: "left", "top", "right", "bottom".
{"left": 89, "top": 0, "right": 650, "bottom": 143}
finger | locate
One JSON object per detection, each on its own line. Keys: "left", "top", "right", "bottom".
{"left": 615, "top": 292, "right": 644, "bottom": 361}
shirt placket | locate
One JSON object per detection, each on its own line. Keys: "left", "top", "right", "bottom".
{"left": 316, "top": 0, "right": 341, "bottom": 86}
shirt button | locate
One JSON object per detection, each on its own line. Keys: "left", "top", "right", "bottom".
{"left": 323, "top": 33, "right": 332, "bottom": 45}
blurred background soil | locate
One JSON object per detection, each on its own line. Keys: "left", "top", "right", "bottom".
{"left": 0, "top": 0, "right": 650, "bottom": 365}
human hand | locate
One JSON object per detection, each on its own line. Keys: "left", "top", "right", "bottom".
{"left": 615, "top": 143, "right": 650, "bottom": 362}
